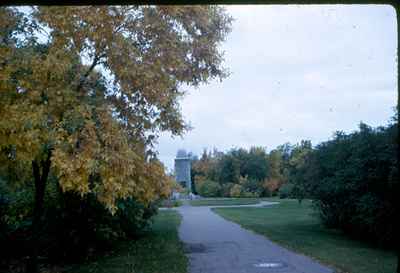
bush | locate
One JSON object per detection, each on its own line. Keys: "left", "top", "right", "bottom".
{"left": 0, "top": 188, "right": 10, "bottom": 269}
{"left": 242, "top": 190, "right": 259, "bottom": 198}
{"left": 0, "top": 176, "right": 159, "bottom": 267}
{"left": 239, "top": 176, "right": 263, "bottom": 197}
{"left": 229, "top": 184, "right": 243, "bottom": 198}
{"left": 44, "top": 193, "right": 158, "bottom": 262}
{"left": 197, "top": 180, "right": 221, "bottom": 197}
{"left": 116, "top": 197, "right": 158, "bottom": 238}
{"left": 221, "top": 182, "right": 235, "bottom": 197}
{"left": 0, "top": 178, "right": 35, "bottom": 264}
{"left": 158, "top": 199, "right": 182, "bottom": 208}
{"left": 260, "top": 186, "right": 271, "bottom": 197}
{"left": 172, "top": 200, "right": 182, "bottom": 207}
{"left": 279, "top": 183, "right": 294, "bottom": 199}
{"left": 307, "top": 122, "right": 398, "bottom": 247}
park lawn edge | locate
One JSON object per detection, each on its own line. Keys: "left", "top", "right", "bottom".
{"left": 212, "top": 201, "right": 396, "bottom": 273}
{"left": 211, "top": 206, "right": 345, "bottom": 273}
{"left": 64, "top": 210, "right": 188, "bottom": 273}
{"left": 189, "top": 197, "right": 261, "bottom": 206}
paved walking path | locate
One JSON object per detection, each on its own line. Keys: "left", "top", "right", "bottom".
{"left": 176, "top": 201, "right": 334, "bottom": 273}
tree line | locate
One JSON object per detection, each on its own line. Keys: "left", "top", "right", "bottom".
{"left": 189, "top": 142, "right": 307, "bottom": 198}
{"left": 190, "top": 117, "right": 398, "bottom": 248}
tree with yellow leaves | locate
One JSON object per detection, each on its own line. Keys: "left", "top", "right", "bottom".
{"left": 0, "top": 6, "right": 231, "bottom": 272}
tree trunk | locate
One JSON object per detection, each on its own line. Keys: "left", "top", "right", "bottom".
{"left": 26, "top": 151, "right": 52, "bottom": 273}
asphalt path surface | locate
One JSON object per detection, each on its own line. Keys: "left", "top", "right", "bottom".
{"left": 176, "top": 201, "right": 334, "bottom": 273}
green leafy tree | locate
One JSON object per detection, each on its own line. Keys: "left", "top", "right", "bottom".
{"left": 287, "top": 140, "right": 312, "bottom": 203}
{"left": 264, "top": 148, "right": 286, "bottom": 193}
{"left": 241, "top": 146, "right": 269, "bottom": 181}
{"left": 216, "top": 152, "right": 241, "bottom": 184}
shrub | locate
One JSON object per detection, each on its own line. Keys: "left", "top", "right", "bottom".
{"left": 230, "top": 184, "right": 243, "bottom": 198}
{"left": 239, "top": 176, "right": 263, "bottom": 197}
{"left": 259, "top": 186, "right": 271, "bottom": 197}
{"left": 158, "top": 199, "right": 182, "bottom": 208}
{"left": 0, "top": 176, "right": 159, "bottom": 266}
{"left": 197, "top": 180, "right": 221, "bottom": 197}
{"left": 307, "top": 122, "right": 398, "bottom": 247}
{"left": 279, "top": 183, "right": 294, "bottom": 199}
{"left": 116, "top": 197, "right": 158, "bottom": 237}
{"left": 173, "top": 200, "right": 182, "bottom": 207}
{"left": 221, "top": 182, "right": 235, "bottom": 197}
{"left": 0, "top": 178, "right": 35, "bottom": 263}
{"left": 264, "top": 177, "right": 282, "bottom": 193}
{"left": 242, "top": 190, "right": 259, "bottom": 198}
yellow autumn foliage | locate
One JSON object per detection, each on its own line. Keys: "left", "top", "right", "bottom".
{"left": 0, "top": 6, "right": 231, "bottom": 212}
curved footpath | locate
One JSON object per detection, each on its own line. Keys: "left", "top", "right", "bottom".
{"left": 172, "top": 201, "right": 334, "bottom": 273}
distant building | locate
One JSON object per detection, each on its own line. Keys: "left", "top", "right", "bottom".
{"left": 174, "top": 149, "right": 191, "bottom": 192}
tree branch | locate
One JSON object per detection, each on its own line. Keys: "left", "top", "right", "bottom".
{"left": 76, "top": 53, "right": 105, "bottom": 92}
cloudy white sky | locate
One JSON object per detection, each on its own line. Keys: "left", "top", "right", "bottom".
{"left": 156, "top": 5, "right": 397, "bottom": 170}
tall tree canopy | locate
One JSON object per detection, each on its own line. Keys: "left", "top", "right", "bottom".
{"left": 0, "top": 6, "right": 232, "bottom": 211}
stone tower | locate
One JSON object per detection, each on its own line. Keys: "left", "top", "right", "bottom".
{"left": 174, "top": 149, "right": 191, "bottom": 192}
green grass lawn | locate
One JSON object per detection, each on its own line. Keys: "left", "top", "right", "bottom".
{"left": 158, "top": 199, "right": 182, "bottom": 208}
{"left": 189, "top": 197, "right": 261, "bottom": 206}
{"left": 66, "top": 210, "right": 187, "bottom": 273}
{"left": 213, "top": 199, "right": 397, "bottom": 273}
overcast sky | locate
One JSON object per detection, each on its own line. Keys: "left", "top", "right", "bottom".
{"left": 156, "top": 5, "right": 397, "bottom": 171}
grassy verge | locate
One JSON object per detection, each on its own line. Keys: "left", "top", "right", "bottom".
{"left": 213, "top": 199, "right": 396, "bottom": 273}
{"left": 189, "top": 198, "right": 261, "bottom": 206}
{"left": 67, "top": 210, "right": 187, "bottom": 273}
{"left": 158, "top": 199, "right": 182, "bottom": 208}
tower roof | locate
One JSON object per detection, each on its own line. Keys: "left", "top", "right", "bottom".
{"left": 176, "top": 149, "right": 188, "bottom": 158}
